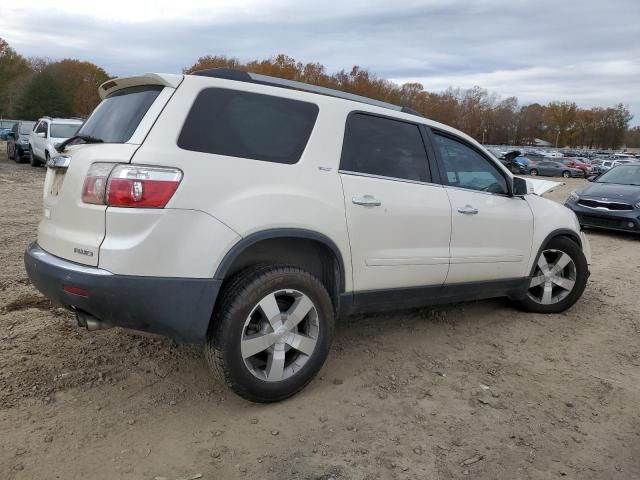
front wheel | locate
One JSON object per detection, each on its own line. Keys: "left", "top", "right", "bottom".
{"left": 206, "top": 265, "right": 335, "bottom": 402}
{"left": 562, "top": 170, "right": 571, "bottom": 178}
{"left": 517, "top": 236, "right": 588, "bottom": 314}
{"left": 29, "top": 147, "right": 41, "bottom": 167}
{"left": 529, "top": 169, "right": 538, "bottom": 176}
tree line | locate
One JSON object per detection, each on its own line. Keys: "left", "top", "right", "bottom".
{"left": 1, "top": 38, "right": 636, "bottom": 148}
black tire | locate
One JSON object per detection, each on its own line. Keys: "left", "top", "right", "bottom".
{"left": 206, "top": 265, "right": 335, "bottom": 403}
{"left": 29, "top": 147, "right": 41, "bottom": 167}
{"left": 562, "top": 170, "right": 571, "bottom": 178}
{"left": 529, "top": 169, "right": 538, "bottom": 176}
{"left": 517, "top": 236, "right": 588, "bottom": 314}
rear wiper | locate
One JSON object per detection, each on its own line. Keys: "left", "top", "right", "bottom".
{"left": 55, "top": 135, "right": 104, "bottom": 152}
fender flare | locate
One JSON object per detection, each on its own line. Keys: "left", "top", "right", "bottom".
{"left": 528, "top": 228, "right": 582, "bottom": 276}
{"left": 214, "top": 228, "right": 346, "bottom": 292}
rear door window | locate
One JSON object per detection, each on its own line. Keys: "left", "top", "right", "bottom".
{"left": 178, "top": 88, "right": 319, "bottom": 164}
{"left": 340, "top": 113, "right": 431, "bottom": 182}
{"left": 78, "top": 85, "right": 163, "bottom": 143}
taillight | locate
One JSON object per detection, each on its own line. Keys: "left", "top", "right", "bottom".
{"left": 81, "top": 163, "right": 182, "bottom": 208}
{"left": 107, "top": 165, "right": 182, "bottom": 208}
{"left": 82, "top": 163, "right": 114, "bottom": 204}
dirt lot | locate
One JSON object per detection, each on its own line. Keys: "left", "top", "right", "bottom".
{"left": 1, "top": 142, "right": 639, "bottom": 480}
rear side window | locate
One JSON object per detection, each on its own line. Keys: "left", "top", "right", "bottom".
{"left": 340, "top": 113, "right": 430, "bottom": 182}
{"left": 78, "top": 85, "right": 163, "bottom": 143}
{"left": 178, "top": 88, "right": 319, "bottom": 165}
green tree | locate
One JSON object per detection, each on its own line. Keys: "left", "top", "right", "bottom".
{"left": 0, "top": 38, "right": 32, "bottom": 117}
{"left": 16, "top": 72, "right": 71, "bottom": 120}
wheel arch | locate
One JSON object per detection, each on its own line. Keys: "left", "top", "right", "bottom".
{"left": 528, "top": 228, "right": 582, "bottom": 276}
{"left": 214, "top": 229, "right": 346, "bottom": 309}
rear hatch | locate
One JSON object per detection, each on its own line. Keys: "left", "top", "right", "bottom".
{"left": 37, "top": 74, "right": 182, "bottom": 266}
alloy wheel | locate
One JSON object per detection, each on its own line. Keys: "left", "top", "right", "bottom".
{"left": 241, "top": 289, "right": 319, "bottom": 382}
{"left": 527, "top": 249, "right": 577, "bottom": 305}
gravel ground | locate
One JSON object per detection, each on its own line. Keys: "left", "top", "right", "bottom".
{"left": 1, "top": 141, "right": 639, "bottom": 479}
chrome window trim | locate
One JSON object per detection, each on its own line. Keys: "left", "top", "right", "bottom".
{"left": 338, "top": 169, "right": 444, "bottom": 188}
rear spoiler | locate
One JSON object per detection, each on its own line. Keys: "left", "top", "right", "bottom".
{"left": 99, "top": 73, "right": 183, "bottom": 99}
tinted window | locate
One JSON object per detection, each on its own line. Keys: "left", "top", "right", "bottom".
{"left": 340, "top": 113, "right": 430, "bottom": 182}
{"left": 178, "top": 88, "right": 319, "bottom": 165}
{"left": 36, "top": 122, "right": 47, "bottom": 134}
{"left": 433, "top": 133, "right": 508, "bottom": 195}
{"left": 78, "top": 85, "right": 163, "bottom": 143}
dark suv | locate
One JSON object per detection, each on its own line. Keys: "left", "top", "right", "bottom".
{"left": 7, "top": 121, "right": 36, "bottom": 162}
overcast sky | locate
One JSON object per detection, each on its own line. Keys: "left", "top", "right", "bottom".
{"left": 2, "top": 0, "right": 639, "bottom": 124}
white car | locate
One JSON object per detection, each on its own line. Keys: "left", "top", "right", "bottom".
{"left": 24, "top": 70, "right": 591, "bottom": 402}
{"left": 29, "top": 117, "right": 83, "bottom": 167}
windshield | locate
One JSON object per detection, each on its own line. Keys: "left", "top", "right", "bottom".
{"left": 596, "top": 165, "right": 640, "bottom": 185}
{"left": 78, "top": 85, "right": 163, "bottom": 143}
{"left": 20, "top": 122, "right": 35, "bottom": 134}
{"left": 50, "top": 123, "right": 80, "bottom": 138}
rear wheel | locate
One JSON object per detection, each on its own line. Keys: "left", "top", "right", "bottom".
{"left": 529, "top": 169, "right": 538, "bottom": 176}
{"left": 562, "top": 170, "right": 571, "bottom": 178}
{"left": 517, "top": 237, "right": 588, "bottom": 314}
{"left": 206, "top": 265, "right": 334, "bottom": 403}
{"left": 7, "top": 143, "right": 14, "bottom": 161}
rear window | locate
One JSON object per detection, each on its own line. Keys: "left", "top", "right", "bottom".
{"left": 177, "top": 88, "right": 319, "bottom": 164}
{"left": 78, "top": 85, "right": 163, "bottom": 143}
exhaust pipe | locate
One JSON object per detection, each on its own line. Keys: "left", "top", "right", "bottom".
{"left": 76, "top": 311, "right": 112, "bottom": 331}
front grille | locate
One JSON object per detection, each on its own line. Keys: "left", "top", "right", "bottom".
{"left": 577, "top": 214, "right": 636, "bottom": 229}
{"left": 577, "top": 199, "right": 633, "bottom": 211}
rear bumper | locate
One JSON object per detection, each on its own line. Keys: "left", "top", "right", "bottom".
{"left": 24, "top": 242, "right": 221, "bottom": 343}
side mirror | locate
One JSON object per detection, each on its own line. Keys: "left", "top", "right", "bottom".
{"left": 36, "top": 132, "right": 45, "bottom": 138}
{"left": 513, "top": 177, "right": 528, "bottom": 196}
{"left": 587, "top": 175, "right": 598, "bottom": 182}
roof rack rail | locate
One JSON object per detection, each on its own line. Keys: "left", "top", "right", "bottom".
{"left": 192, "top": 68, "right": 423, "bottom": 118}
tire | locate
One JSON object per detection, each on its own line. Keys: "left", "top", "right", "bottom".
{"left": 29, "top": 147, "right": 41, "bottom": 167}
{"left": 206, "top": 265, "right": 335, "bottom": 403}
{"left": 529, "top": 169, "right": 538, "bottom": 176}
{"left": 562, "top": 170, "right": 571, "bottom": 178}
{"left": 517, "top": 236, "right": 588, "bottom": 314}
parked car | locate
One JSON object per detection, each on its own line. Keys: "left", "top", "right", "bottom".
{"left": 6, "top": 120, "right": 36, "bottom": 162}
{"left": 561, "top": 158, "right": 592, "bottom": 176}
{"left": 565, "top": 163, "right": 640, "bottom": 233}
{"left": 29, "top": 117, "right": 82, "bottom": 167}
{"left": 497, "top": 150, "right": 526, "bottom": 174}
{"left": 24, "top": 69, "right": 591, "bottom": 402}
{"left": 0, "top": 119, "right": 18, "bottom": 140}
{"left": 526, "top": 161, "right": 584, "bottom": 178}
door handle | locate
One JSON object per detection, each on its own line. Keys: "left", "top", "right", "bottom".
{"left": 352, "top": 195, "right": 381, "bottom": 207}
{"left": 457, "top": 205, "right": 478, "bottom": 215}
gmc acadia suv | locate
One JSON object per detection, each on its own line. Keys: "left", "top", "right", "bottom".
{"left": 24, "top": 69, "right": 591, "bottom": 402}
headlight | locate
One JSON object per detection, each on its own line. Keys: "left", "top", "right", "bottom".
{"left": 568, "top": 191, "right": 580, "bottom": 202}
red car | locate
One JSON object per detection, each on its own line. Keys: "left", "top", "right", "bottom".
{"left": 562, "top": 158, "right": 592, "bottom": 176}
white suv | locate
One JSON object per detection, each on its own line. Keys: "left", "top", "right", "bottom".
{"left": 29, "top": 117, "right": 82, "bottom": 167}
{"left": 24, "top": 70, "right": 591, "bottom": 402}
